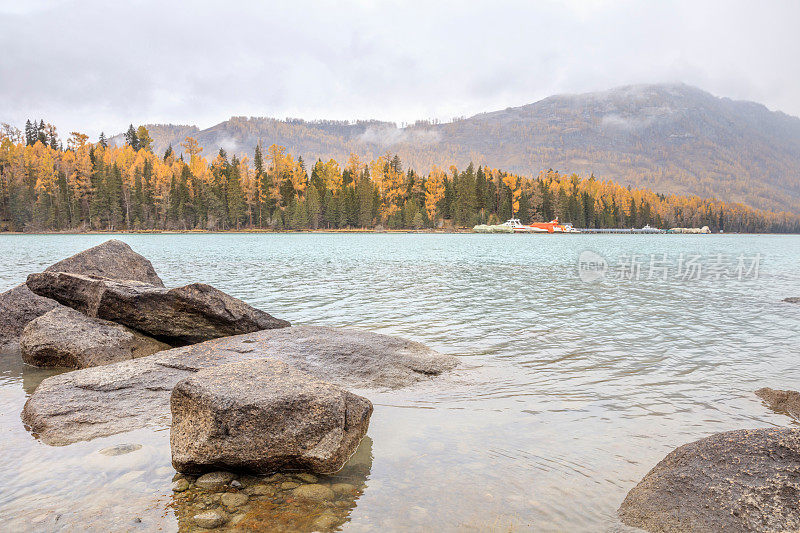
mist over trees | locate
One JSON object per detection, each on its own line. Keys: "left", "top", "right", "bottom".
{"left": 1, "top": 122, "right": 798, "bottom": 233}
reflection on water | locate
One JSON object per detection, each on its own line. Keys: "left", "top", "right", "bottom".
{"left": 171, "top": 437, "right": 373, "bottom": 532}
{"left": 0, "top": 347, "right": 66, "bottom": 395}
{"left": 1, "top": 233, "right": 800, "bottom": 531}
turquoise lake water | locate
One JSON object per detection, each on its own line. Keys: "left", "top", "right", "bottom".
{"left": 1, "top": 233, "right": 799, "bottom": 531}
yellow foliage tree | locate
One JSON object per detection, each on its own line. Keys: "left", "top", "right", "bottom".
{"left": 425, "top": 165, "right": 446, "bottom": 224}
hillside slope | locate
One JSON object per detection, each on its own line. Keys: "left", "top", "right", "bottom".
{"left": 114, "top": 84, "right": 800, "bottom": 214}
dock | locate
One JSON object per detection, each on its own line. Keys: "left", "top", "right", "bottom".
{"left": 578, "top": 226, "right": 666, "bottom": 234}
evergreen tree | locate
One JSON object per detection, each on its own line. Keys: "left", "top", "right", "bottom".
{"left": 306, "top": 184, "right": 322, "bottom": 229}
{"left": 124, "top": 125, "right": 139, "bottom": 150}
{"left": 345, "top": 185, "right": 359, "bottom": 227}
{"left": 227, "top": 156, "right": 245, "bottom": 228}
{"left": 25, "top": 120, "right": 36, "bottom": 146}
{"left": 357, "top": 177, "right": 373, "bottom": 227}
{"left": 37, "top": 120, "right": 47, "bottom": 145}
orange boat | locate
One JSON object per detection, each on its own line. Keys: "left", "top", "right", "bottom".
{"left": 500, "top": 217, "right": 578, "bottom": 233}
{"left": 528, "top": 218, "right": 564, "bottom": 233}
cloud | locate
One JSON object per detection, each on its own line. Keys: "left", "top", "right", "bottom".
{"left": 600, "top": 114, "right": 655, "bottom": 130}
{"left": 216, "top": 136, "right": 243, "bottom": 155}
{"left": 358, "top": 126, "right": 441, "bottom": 146}
{"left": 0, "top": 0, "right": 798, "bottom": 139}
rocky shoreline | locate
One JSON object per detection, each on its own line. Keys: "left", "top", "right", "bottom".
{"left": 3, "top": 239, "right": 457, "bottom": 530}
{"left": 22, "top": 325, "right": 456, "bottom": 446}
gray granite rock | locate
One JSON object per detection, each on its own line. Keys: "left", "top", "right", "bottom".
{"left": 618, "top": 427, "right": 800, "bottom": 532}
{"left": 22, "top": 326, "right": 456, "bottom": 445}
{"left": 26, "top": 272, "right": 289, "bottom": 345}
{"left": 171, "top": 359, "right": 372, "bottom": 475}
{"left": 0, "top": 284, "right": 59, "bottom": 351}
{"left": 0, "top": 239, "right": 163, "bottom": 350}
{"left": 20, "top": 306, "right": 169, "bottom": 368}
{"left": 45, "top": 239, "right": 164, "bottom": 286}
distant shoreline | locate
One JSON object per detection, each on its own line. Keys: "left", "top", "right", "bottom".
{"left": 0, "top": 229, "right": 795, "bottom": 236}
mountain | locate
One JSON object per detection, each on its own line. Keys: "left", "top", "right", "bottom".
{"left": 113, "top": 83, "right": 800, "bottom": 214}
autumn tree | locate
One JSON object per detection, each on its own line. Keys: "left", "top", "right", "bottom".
{"left": 136, "top": 126, "right": 153, "bottom": 152}
{"left": 425, "top": 166, "right": 446, "bottom": 226}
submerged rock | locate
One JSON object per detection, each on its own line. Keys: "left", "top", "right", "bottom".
{"left": 0, "top": 239, "right": 163, "bottom": 350}
{"left": 171, "top": 479, "right": 190, "bottom": 492}
{"left": 292, "top": 483, "right": 336, "bottom": 501}
{"left": 219, "top": 493, "right": 248, "bottom": 508}
{"left": 192, "top": 510, "right": 227, "bottom": 529}
{"left": 756, "top": 387, "right": 800, "bottom": 420}
{"left": 98, "top": 443, "right": 142, "bottom": 456}
{"left": 194, "top": 471, "right": 236, "bottom": 490}
{"left": 171, "top": 359, "right": 372, "bottom": 475}
{"left": 20, "top": 306, "right": 169, "bottom": 368}
{"left": 171, "top": 435, "right": 373, "bottom": 532}
{"left": 26, "top": 272, "right": 290, "bottom": 345}
{"left": 618, "top": 427, "right": 800, "bottom": 532}
{"left": 22, "top": 326, "right": 455, "bottom": 445}
{"left": 331, "top": 483, "right": 356, "bottom": 495}
{"left": 237, "top": 325, "right": 459, "bottom": 389}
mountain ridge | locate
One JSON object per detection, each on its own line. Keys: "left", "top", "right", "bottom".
{"left": 111, "top": 83, "right": 800, "bottom": 214}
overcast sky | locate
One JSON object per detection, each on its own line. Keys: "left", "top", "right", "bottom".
{"left": 1, "top": 0, "right": 798, "bottom": 138}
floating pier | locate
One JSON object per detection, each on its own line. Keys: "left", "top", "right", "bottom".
{"left": 579, "top": 225, "right": 666, "bottom": 234}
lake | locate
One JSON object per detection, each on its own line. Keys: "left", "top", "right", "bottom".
{"left": 1, "top": 233, "right": 799, "bottom": 531}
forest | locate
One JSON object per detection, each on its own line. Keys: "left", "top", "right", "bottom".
{"left": 1, "top": 121, "right": 798, "bottom": 233}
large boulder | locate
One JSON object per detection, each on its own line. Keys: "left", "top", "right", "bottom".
{"left": 20, "top": 306, "right": 169, "bottom": 369}
{"left": 171, "top": 359, "right": 372, "bottom": 475}
{"left": 618, "top": 428, "right": 800, "bottom": 532}
{"left": 756, "top": 387, "right": 800, "bottom": 420}
{"left": 22, "top": 326, "right": 457, "bottom": 445}
{"left": 26, "top": 272, "right": 290, "bottom": 346}
{"left": 0, "top": 284, "right": 59, "bottom": 351}
{"left": 0, "top": 239, "right": 163, "bottom": 350}
{"left": 44, "top": 239, "right": 164, "bottom": 286}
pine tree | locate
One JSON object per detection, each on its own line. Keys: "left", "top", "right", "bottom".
{"left": 454, "top": 163, "right": 477, "bottom": 226}
{"left": 124, "top": 125, "right": 139, "bottom": 150}
{"left": 357, "top": 177, "right": 373, "bottom": 227}
{"left": 227, "top": 155, "right": 245, "bottom": 229}
{"left": 253, "top": 144, "right": 265, "bottom": 226}
{"left": 25, "top": 120, "right": 36, "bottom": 146}
{"left": 345, "top": 185, "right": 358, "bottom": 227}
{"left": 37, "top": 120, "right": 47, "bottom": 145}
{"left": 306, "top": 184, "right": 322, "bottom": 229}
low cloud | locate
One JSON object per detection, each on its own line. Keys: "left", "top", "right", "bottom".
{"left": 217, "top": 136, "right": 242, "bottom": 155}
{"left": 600, "top": 114, "right": 656, "bottom": 130}
{"left": 358, "top": 126, "right": 441, "bottom": 146}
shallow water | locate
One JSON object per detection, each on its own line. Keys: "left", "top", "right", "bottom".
{"left": 1, "top": 233, "right": 799, "bottom": 532}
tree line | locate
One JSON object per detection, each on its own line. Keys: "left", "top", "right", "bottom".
{"left": 1, "top": 121, "right": 798, "bottom": 233}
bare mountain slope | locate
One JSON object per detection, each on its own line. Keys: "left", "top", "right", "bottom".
{"left": 114, "top": 84, "right": 800, "bottom": 214}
